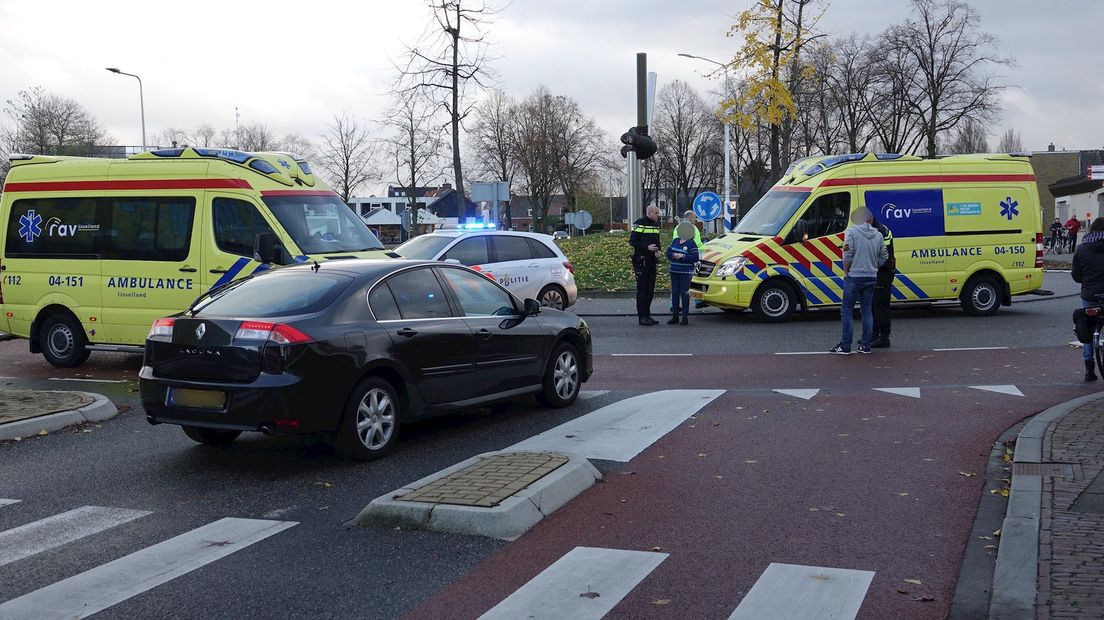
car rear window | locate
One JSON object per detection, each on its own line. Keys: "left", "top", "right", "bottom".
{"left": 192, "top": 272, "right": 352, "bottom": 318}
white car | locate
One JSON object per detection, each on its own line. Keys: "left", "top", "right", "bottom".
{"left": 394, "top": 230, "right": 578, "bottom": 309}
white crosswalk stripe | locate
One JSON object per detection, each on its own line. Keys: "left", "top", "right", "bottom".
{"left": 728, "top": 563, "right": 875, "bottom": 620}
{"left": 0, "top": 499, "right": 20, "bottom": 508}
{"left": 0, "top": 506, "right": 151, "bottom": 568}
{"left": 773, "top": 388, "right": 820, "bottom": 400}
{"left": 872, "top": 387, "right": 922, "bottom": 399}
{"left": 577, "top": 390, "right": 609, "bottom": 401}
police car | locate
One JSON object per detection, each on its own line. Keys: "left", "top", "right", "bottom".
{"left": 393, "top": 226, "right": 578, "bottom": 309}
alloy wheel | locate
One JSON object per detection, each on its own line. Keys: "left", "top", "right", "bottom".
{"left": 355, "top": 388, "right": 396, "bottom": 450}
{"left": 553, "top": 350, "right": 579, "bottom": 400}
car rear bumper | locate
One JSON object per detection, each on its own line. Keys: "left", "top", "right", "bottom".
{"left": 138, "top": 366, "right": 342, "bottom": 434}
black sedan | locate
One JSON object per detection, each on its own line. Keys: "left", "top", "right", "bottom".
{"left": 139, "top": 259, "right": 593, "bottom": 460}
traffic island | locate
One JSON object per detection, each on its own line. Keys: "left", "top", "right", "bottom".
{"left": 0, "top": 390, "right": 119, "bottom": 440}
{"left": 355, "top": 451, "right": 601, "bottom": 540}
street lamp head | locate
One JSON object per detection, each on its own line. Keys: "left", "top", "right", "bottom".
{"left": 677, "top": 53, "right": 693, "bottom": 58}
{"left": 106, "top": 67, "right": 121, "bottom": 73}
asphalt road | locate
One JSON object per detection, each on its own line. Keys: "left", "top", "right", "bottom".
{"left": 0, "top": 271, "right": 1092, "bottom": 619}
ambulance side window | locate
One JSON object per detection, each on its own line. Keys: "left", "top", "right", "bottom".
{"left": 101, "top": 197, "right": 195, "bottom": 261}
{"left": 787, "top": 192, "right": 851, "bottom": 243}
{"left": 213, "top": 198, "right": 277, "bottom": 257}
{"left": 5, "top": 197, "right": 99, "bottom": 257}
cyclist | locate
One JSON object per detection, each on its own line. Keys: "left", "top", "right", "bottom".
{"left": 1071, "top": 217, "right": 1104, "bottom": 381}
{"left": 1049, "top": 217, "right": 1063, "bottom": 252}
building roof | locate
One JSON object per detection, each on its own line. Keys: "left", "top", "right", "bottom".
{"left": 1049, "top": 174, "right": 1104, "bottom": 199}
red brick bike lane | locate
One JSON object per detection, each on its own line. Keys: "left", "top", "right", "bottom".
{"left": 408, "top": 348, "right": 1098, "bottom": 619}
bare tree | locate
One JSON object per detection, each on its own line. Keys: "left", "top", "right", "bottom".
{"left": 316, "top": 113, "right": 378, "bottom": 203}
{"left": 892, "top": 0, "right": 1012, "bottom": 157}
{"left": 997, "top": 127, "right": 1023, "bottom": 153}
{"left": 823, "top": 34, "right": 876, "bottom": 153}
{"left": 4, "top": 87, "right": 107, "bottom": 156}
{"left": 236, "top": 123, "right": 280, "bottom": 151}
{"left": 278, "top": 133, "right": 320, "bottom": 162}
{"left": 550, "top": 95, "right": 607, "bottom": 215}
{"left": 652, "top": 80, "right": 721, "bottom": 214}
{"left": 946, "top": 118, "right": 989, "bottom": 154}
{"left": 469, "top": 89, "right": 517, "bottom": 226}
{"left": 864, "top": 29, "right": 926, "bottom": 154}
{"left": 387, "top": 91, "right": 443, "bottom": 236}
{"left": 511, "top": 87, "right": 560, "bottom": 231}
{"left": 398, "top": 0, "right": 499, "bottom": 221}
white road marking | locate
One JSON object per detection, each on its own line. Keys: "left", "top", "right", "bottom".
{"left": 578, "top": 390, "right": 609, "bottom": 401}
{"left": 0, "top": 506, "right": 151, "bottom": 568}
{"left": 774, "top": 351, "right": 831, "bottom": 356}
{"left": 507, "top": 390, "right": 725, "bottom": 462}
{"left": 728, "top": 563, "right": 875, "bottom": 620}
{"left": 479, "top": 546, "right": 668, "bottom": 620}
{"left": 610, "top": 353, "right": 693, "bottom": 357}
{"left": 773, "top": 389, "right": 820, "bottom": 401}
{"left": 47, "top": 378, "right": 128, "bottom": 384}
{"left": 873, "top": 387, "right": 921, "bottom": 399}
{"left": 932, "top": 346, "right": 1009, "bottom": 352}
{"left": 969, "top": 385, "right": 1025, "bottom": 397}
{"left": 0, "top": 499, "right": 21, "bottom": 507}
{"left": 0, "top": 517, "right": 296, "bottom": 619}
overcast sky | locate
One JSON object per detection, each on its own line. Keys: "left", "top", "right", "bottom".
{"left": 2, "top": 0, "right": 1101, "bottom": 189}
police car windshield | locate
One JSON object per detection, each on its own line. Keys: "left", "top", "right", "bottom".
{"left": 393, "top": 235, "right": 454, "bottom": 260}
{"left": 735, "top": 190, "right": 811, "bottom": 236}
{"left": 262, "top": 195, "right": 384, "bottom": 254}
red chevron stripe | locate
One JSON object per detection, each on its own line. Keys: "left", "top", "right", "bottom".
{"left": 758, "top": 243, "right": 790, "bottom": 266}
{"left": 803, "top": 239, "right": 836, "bottom": 266}
{"left": 780, "top": 243, "right": 811, "bottom": 268}
{"left": 742, "top": 249, "right": 766, "bottom": 269}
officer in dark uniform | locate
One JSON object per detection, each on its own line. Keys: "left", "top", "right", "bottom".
{"left": 870, "top": 219, "right": 895, "bottom": 348}
{"left": 629, "top": 205, "right": 663, "bottom": 325}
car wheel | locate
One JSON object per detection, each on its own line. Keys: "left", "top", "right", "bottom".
{"left": 182, "top": 426, "right": 242, "bottom": 445}
{"left": 335, "top": 377, "right": 401, "bottom": 461}
{"left": 538, "top": 285, "right": 567, "bottom": 310}
{"left": 40, "top": 313, "right": 91, "bottom": 368}
{"left": 750, "top": 280, "right": 797, "bottom": 323}
{"left": 960, "top": 275, "right": 1001, "bottom": 316}
{"left": 537, "top": 343, "right": 580, "bottom": 408}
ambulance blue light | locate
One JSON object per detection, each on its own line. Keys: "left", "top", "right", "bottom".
{"left": 875, "top": 153, "right": 904, "bottom": 160}
{"left": 249, "top": 159, "right": 279, "bottom": 174}
{"left": 149, "top": 148, "right": 184, "bottom": 157}
{"left": 194, "top": 148, "right": 252, "bottom": 164}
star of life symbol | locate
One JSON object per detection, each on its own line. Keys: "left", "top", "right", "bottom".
{"left": 195, "top": 323, "right": 206, "bottom": 340}
{"left": 278, "top": 159, "right": 292, "bottom": 169}
{"left": 18, "top": 210, "right": 43, "bottom": 243}
{"left": 999, "top": 197, "right": 1019, "bottom": 221}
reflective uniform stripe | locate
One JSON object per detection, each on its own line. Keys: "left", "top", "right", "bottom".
{"left": 632, "top": 226, "right": 660, "bottom": 233}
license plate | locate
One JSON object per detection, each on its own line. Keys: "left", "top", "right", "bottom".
{"left": 167, "top": 387, "right": 226, "bottom": 410}
{"left": 690, "top": 290, "right": 703, "bottom": 299}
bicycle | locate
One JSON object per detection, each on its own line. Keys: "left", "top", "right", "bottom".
{"left": 1075, "top": 295, "right": 1104, "bottom": 378}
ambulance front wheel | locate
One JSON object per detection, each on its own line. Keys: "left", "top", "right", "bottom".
{"left": 961, "top": 275, "right": 1001, "bottom": 317}
{"left": 751, "top": 280, "right": 797, "bottom": 323}
{"left": 40, "top": 312, "right": 91, "bottom": 368}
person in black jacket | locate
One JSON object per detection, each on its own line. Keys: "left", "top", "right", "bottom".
{"left": 870, "top": 219, "right": 896, "bottom": 348}
{"left": 629, "top": 205, "right": 663, "bottom": 325}
{"left": 1071, "top": 217, "right": 1104, "bottom": 381}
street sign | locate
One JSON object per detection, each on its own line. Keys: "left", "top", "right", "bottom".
{"left": 563, "top": 212, "right": 575, "bottom": 227}
{"left": 471, "top": 181, "right": 510, "bottom": 202}
{"left": 575, "top": 210, "right": 593, "bottom": 230}
{"left": 1089, "top": 165, "right": 1104, "bottom": 181}
{"left": 693, "top": 191, "right": 722, "bottom": 221}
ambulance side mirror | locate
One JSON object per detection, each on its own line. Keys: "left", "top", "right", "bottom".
{"left": 254, "top": 233, "right": 284, "bottom": 265}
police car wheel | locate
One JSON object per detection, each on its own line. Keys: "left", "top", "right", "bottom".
{"left": 538, "top": 343, "right": 580, "bottom": 408}
{"left": 40, "top": 313, "right": 91, "bottom": 368}
{"left": 335, "top": 377, "right": 401, "bottom": 461}
{"left": 961, "top": 276, "right": 1000, "bottom": 317}
{"left": 538, "top": 285, "right": 567, "bottom": 310}
{"left": 751, "top": 281, "right": 796, "bottom": 323}
{"left": 182, "top": 426, "right": 241, "bottom": 445}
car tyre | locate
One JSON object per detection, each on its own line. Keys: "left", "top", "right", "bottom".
{"left": 537, "top": 343, "right": 581, "bottom": 408}
{"left": 182, "top": 426, "right": 242, "bottom": 445}
{"left": 751, "top": 280, "right": 797, "bottom": 323}
{"left": 40, "top": 312, "right": 91, "bottom": 368}
{"left": 335, "top": 377, "right": 401, "bottom": 461}
{"left": 961, "top": 275, "right": 1001, "bottom": 316}
{"left": 538, "top": 284, "right": 567, "bottom": 310}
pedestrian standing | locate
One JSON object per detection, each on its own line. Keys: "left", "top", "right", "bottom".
{"left": 629, "top": 205, "right": 663, "bottom": 326}
{"left": 1071, "top": 217, "right": 1104, "bottom": 381}
{"left": 1066, "top": 216, "right": 1082, "bottom": 253}
{"left": 870, "top": 218, "right": 896, "bottom": 348}
{"left": 666, "top": 222, "right": 699, "bottom": 325}
{"left": 672, "top": 210, "right": 706, "bottom": 311}
{"left": 830, "top": 207, "right": 888, "bottom": 355}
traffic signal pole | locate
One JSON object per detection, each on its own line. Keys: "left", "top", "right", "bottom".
{"left": 627, "top": 53, "right": 647, "bottom": 224}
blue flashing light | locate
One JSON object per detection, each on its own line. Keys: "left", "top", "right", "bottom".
{"left": 149, "top": 148, "right": 184, "bottom": 158}
{"left": 459, "top": 222, "right": 496, "bottom": 230}
{"left": 194, "top": 148, "right": 252, "bottom": 164}
{"left": 874, "top": 153, "right": 904, "bottom": 160}
{"left": 249, "top": 159, "right": 280, "bottom": 174}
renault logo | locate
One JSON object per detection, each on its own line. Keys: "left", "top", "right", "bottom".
{"left": 195, "top": 323, "right": 206, "bottom": 340}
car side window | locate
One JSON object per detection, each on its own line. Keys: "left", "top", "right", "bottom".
{"left": 492, "top": 236, "right": 533, "bottom": 262}
{"left": 787, "top": 192, "right": 851, "bottom": 244}
{"left": 368, "top": 284, "right": 401, "bottom": 321}
{"left": 441, "top": 236, "right": 489, "bottom": 266}
{"left": 439, "top": 268, "right": 517, "bottom": 317}
{"left": 385, "top": 268, "right": 453, "bottom": 319}
{"left": 213, "top": 198, "right": 277, "bottom": 257}
{"left": 527, "top": 237, "right": 557, "bottom": 259}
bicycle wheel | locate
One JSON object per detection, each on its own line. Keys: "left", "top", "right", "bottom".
{"left": 1095, "top": 333, "right": 1104, "bottom": 378}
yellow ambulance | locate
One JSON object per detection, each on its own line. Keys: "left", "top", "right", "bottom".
{"left": 691, "top": 153, "right": 1044, "bottom": 321}
{"left": 0, "top": 147, "right": 391, "bottom": 367}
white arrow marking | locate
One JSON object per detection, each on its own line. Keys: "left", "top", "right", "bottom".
{"left": 968, "top": 385, "right": 1025, "bottom": 397}
{"left": 873, "top": 387, "right": 921, "bottom": 399}
{"left": 773, "top": 389, "right": 819, "bottom": 401}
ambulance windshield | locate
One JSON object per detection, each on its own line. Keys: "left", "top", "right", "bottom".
{"left": 263, "top": 194, "right": 385, "bottom": 254}
{"left": 735, "top": 190, "right": 811, "bottom": 236}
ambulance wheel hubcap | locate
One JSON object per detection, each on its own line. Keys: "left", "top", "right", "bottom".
{"left": 972, "top": 285, "right": 996, "bottom": 310}
{"left": 47, "top": 325, "right": 75, "bottom": 358}
{"left": 761, "top": 290, "right": 789, "bottom": 316}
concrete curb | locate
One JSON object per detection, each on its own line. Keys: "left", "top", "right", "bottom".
{"left": 0, "top": 392, "right": 119, "bottom": 441}
{"left": 354, "top": 450, "right": 602, "bottom": 540}
{"left": 988, "top": 391, "right": 1104, "bottom": 619}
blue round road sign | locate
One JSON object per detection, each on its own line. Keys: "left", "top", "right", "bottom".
{"left": 693, "top": 191, "right": 723, "bottom": 221}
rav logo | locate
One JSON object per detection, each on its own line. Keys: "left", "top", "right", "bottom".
{"left": 881, "top": 204, "right": 911, "bottom": 220}
{"left": 178, "top": 347, "right": 222, "bottom": 356}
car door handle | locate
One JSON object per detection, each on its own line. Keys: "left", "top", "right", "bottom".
{"left": 179, "top": 267, "right": 197, "bottom": 273}
{"left": 209, "top": 268, "right": 228, "bottom": 274}
{"left": 397, "top": 327, "right": 418, "bottom": 338}
{"left": 476, "top": 328, "right": 493, "bottom": 340}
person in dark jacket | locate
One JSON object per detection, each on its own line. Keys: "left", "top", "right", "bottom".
{"left": 870, "top": 219, "right": 896, "bottom": 348}
{"left": 666, "top": 222, "right": 700, "bottom": 325}
{"left": 629, "top": 205, "right": 663, "bottom": 325}
{"left": 1071, "top": 217, "right": 1104, "bottom": 381}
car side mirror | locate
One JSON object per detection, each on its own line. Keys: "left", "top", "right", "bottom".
{"left": 524, "top": 298, "right": 541, "bottom": 316}
{"left": 254, "top": 233, "right": 284, "bottom": 265}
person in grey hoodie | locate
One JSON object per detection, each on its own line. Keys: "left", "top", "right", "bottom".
{"left": 830, "top": 207, "right": 888, "bottom": 354}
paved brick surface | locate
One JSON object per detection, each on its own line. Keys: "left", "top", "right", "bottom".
{"left": 1038, "top": 398, "right": 1104, "bottom": 619}
{"left": 399, "top": 452, "right": 568, "bottom": 507}
{"left": 0, "top": 390, "right": 92, "bottom": 424}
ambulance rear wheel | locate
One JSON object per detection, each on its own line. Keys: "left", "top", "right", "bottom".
{"left": 961, "top": 275, "right": 1001, "bottom": 317}
{"left": 40, "top": 313, "right": 91, "bottom": 368}
{"left": 751, "top": 280, "right": 797, "bottom": 323}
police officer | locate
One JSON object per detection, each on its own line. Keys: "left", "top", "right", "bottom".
{"left": 870, "top": 218, "right": 895, "bottom": 348}
{"left": 630, "top": 205, "right": 663, "bottom": 325}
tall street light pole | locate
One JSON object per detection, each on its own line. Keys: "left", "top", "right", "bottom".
{"left": 106, "top": 67, "right": 146, "bottom": 151}
{"left": 678, "top": 53, "right": 731, "bottom": 234}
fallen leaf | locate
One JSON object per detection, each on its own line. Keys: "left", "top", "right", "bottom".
{"left": 579, "top": 591, "right": 601, "bottom": 599}
{"left": 652, "top": 599, "right": 671, "bottom": 606}
{"left": 977, "top": 536, "right": 992, "bottom": 540}
{"left": 990, "top": 488, "right": 1010, "bottom": 497}
{"left": 744, "top": 460, "right": 758, "bottom": 464}
{"left": 835, "top": 512, "right": 846, "bottom": 517}
{"left": 911, "top": 595, "right": 935, "bottom": 602}
{"left": 898, "top": 492, "right": 909, "bottom": 496}
{"left": 809, "top": 507, "right": 820, "bottom": 512}
{"left": 651, "top": 546, "right": 664, "bottom": 551}
{"left": 838, "top": 433, "right": 849, "bottom": 437}
{"left": 620, "top": 499, "right": 627, "bottom": 503}
{"left": 984, "top": 545, "right": 997, "bottom": 549}
{"left": 688, "top": 425, "right": 697, "bottom": 428}
{"left": 904, "top": 579, "right": 922, "bottom": 585}
{"left": 620, "top": 471, "right": 637, "bottom": 476}
{"left": 959, "top": 472, "right": 977, "bottom": 477}
{"left": 314, "top": 481, "right": 333, "bottom": 488}
{"left": 993, "top": 528, "right": 1002, "bottom": 537}
{"left": 37, "top": 429, "right": 48, "bottom": 436}
{"left": 712, "top": 422, "right": 720, "bottom": 427}
{"left": 714, "top": 475, "right": 723, "bottom": 479}
{"left": 697, "top": 453, "right": 707, "bottom": 457}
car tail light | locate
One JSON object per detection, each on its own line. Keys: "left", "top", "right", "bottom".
{"left": 147, "top": 318, "right": 175, "bottom": 342}
{"left": 235, "top": 321, "right": 312, "bottom": 344}
{"left": 274, "top": 418, "right": 302, "bottom": 428}
{"left": 1035, "top": 232, "right": 1044, "bottom": 268}
{"left": 1088, "top": 307, "right": 1101, "bottom": 317}
{"left": 563, "top": 261, "right": 575, "bottom": 275}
